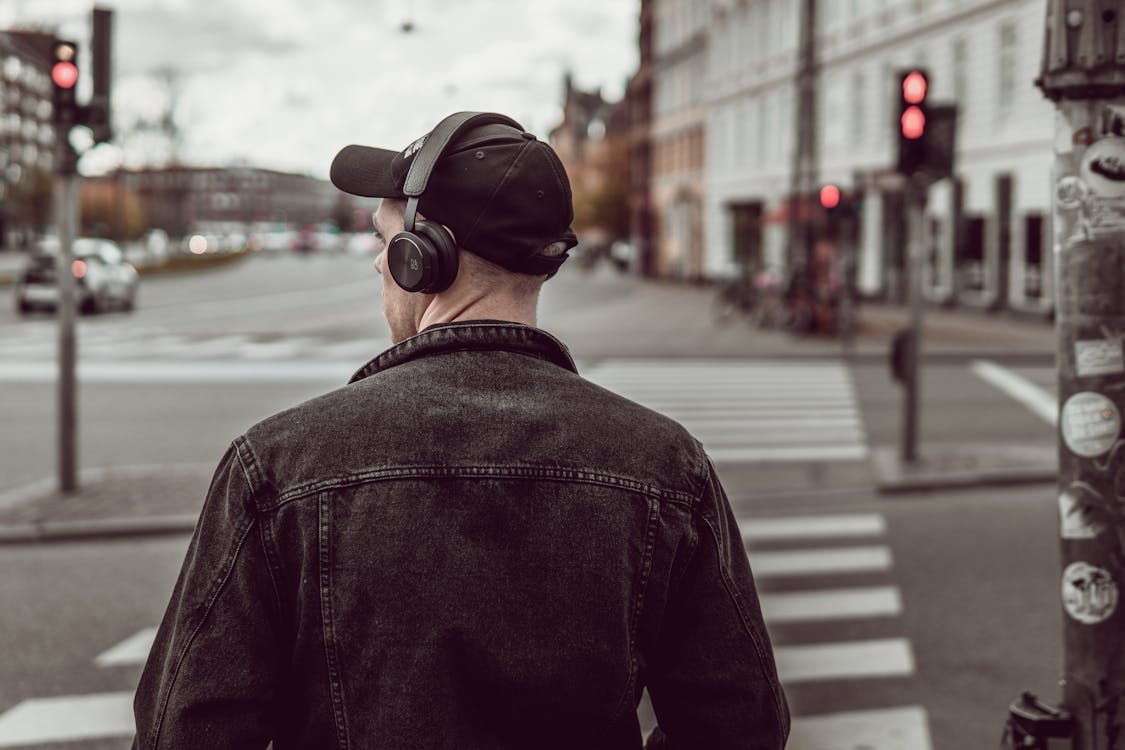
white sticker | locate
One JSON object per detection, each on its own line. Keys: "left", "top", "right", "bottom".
{"left": 1060, "top": 392, "right": 1121, "bottom": 457}
{"left": 1057, "top": 176, "right": 1091, "bottom": 210}
{"left": 1059, "top": 486, "right": 1104, "bottom": 539}
{"left": 1075, "top": 339, "right": 1125, "bottom": 377}
{"left": 1062, "top": 562, "right": 1118, "bottom": 625}
{"left": 1080, "top": 136, "right": 1125, "bottom": 197}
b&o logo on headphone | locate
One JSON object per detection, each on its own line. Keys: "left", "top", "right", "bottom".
{"left": 409, "top": 258, "right": 420, "bottom": 271}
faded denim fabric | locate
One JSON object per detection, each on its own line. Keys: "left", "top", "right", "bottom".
{"left": 133, "top": 320, "right": 789, "bottom": 749}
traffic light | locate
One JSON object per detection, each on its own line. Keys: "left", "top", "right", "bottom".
{"left": 819, "top": 183, "right": 843, "bottom": 239}
{"left": 897, "top": 68, "right": 928, "bottom": 174}
{"left": 819, "top": 184, "right": 841, "bottom": 211}
{"left": 51, "top": 39, "right": 79, "bottom": 127}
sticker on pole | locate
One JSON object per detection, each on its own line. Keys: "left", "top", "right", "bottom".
{"left": 1075, "top": 339, "right": 1125, "bottom": 377}
{"left": 1062, "top": 562, "right": 1118, "bottom": 625}
{"left": 1060, "top": 392, "right": 1121, "bottom": 457}
{"left": 1058, "top": 484, "right": 1105, "bottom": 539}
{"left": 1080, "top": 136, "right": 1125, "bottom": 198}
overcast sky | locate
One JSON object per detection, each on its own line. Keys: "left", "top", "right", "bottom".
{"left": 11, "top": 0, "right": 639, "bottom": 178}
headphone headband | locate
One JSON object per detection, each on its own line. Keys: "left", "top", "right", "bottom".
{"left": 402, "top": 112, "right": 524, "bottom": 198}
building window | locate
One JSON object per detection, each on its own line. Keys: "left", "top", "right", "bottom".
{"left": 959, "top": 215, "right": 986, "bottom": 291}
{"left": 998, "top": 21, "right": 1017, "bottom": 115}
{"left": 1024, "top": 213, "right": 1044, "bottom": 298}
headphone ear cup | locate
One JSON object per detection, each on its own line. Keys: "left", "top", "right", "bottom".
{"left": 387, "top": 231, "right": 432, "bottom": 293}
{"left": 413, "top": 220, "right": 459, "bottom": 293}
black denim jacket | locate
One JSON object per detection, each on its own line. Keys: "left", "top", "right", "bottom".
{"left": 133, "top": 321, "right": 789, "bottom": 749}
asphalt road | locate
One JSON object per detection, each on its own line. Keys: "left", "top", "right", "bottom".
{"left": 0, "top": 252, "right": 1067, "bottom": 750}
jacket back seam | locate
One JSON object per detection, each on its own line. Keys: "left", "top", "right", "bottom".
{"left": 259, "top": 466, "right": 698, "bottom": 511}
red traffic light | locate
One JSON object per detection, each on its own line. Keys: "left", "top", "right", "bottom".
{"left": 902, "top": 71, "right": 927, "bottom": 104}
{"left": 52, "top": 61, "right": 78, "bottom": 89}
{"left": 901, "top": 106, "right": 926, "bottom": 139}
{"left": 819, "top": 184, "right": 841, "bottom": 209}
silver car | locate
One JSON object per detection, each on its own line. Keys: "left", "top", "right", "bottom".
{"left": 16, "top": 238, "right": 139, "bottom": 315}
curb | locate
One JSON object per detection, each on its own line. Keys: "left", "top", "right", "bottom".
{"left": 869, "top": 443, "right": 1058, "bottom": 495}
{"left": 0, "top": 513, "right": 198, "bottom": 544}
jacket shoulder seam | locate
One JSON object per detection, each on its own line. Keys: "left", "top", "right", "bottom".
{"left": 692, "top": 484, "right": 788, "bottom": 731}
{"left": 150, "top": 519, "right": 257, "bottom": 748}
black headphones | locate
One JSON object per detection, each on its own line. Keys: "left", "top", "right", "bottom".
{"left": 387, "top": 112, "right": 523, "bottom": 293}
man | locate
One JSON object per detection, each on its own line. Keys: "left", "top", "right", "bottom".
{"left": 133, "top": 112, "right": 788, "bottom": 749}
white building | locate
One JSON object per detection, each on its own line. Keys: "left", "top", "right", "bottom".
{"left": 700, "top": 0, "right": 1055, "bottom": 314}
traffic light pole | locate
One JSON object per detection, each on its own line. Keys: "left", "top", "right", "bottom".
{"left": 1004, "top": 3, "right": 1125, "bottom": 747}
{"left": 55, "top": 141, "right": 79, "bottom": 494}
{"left": 901, "top": 179, "right": 926, "bottom": 463}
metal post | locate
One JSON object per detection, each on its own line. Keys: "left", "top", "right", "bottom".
{"left": 56, "top": 142, "right": 78, "bottom": 494}
{"left": 901, "top": 181, "right": 925, "bottom": 463}
{"left": 1029, "top": 2, "right": 1125, "bottom": 746}
{"left": 1050, "top": 94, "right": 1125, "bottom": 750}
{"left": 787, "top": 0, "right": 817, "bottom": 271}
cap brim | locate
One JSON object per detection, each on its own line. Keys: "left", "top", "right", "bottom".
{"left": 329, "top": 145, "right": 405, "bottom": 198}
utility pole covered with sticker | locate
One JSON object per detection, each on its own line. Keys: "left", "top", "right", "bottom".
{"left": 1007, "top": 2, "right": 1125, "bottom": 748}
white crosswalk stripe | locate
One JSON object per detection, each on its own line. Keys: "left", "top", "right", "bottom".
{"left": 740, "top": 511, "right": 933, "bottom": 749}
{"left": 0, "top": 324, "right": 389, "bottom": 365}
{"left": 584, "top": 359, "right": 867, "bottom": 462}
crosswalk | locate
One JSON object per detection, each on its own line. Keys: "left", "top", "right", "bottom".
{"left": 742, "top": 511, "right": 932, "bottom": 749}
{"left": 585, "top": 359, "right": 868, "bottom": 462}
{"left": 0, "top": 321, "right": 391, "bottom": 364}
{"left": 0, "top": 512, "right": 929, "bottom": 749}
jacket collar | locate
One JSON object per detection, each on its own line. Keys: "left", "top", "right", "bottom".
{"left": 348, "top": 320, "right": 579, "bottom": 384}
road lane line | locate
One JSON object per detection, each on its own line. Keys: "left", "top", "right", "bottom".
{"left": 95, "top": 627, "right": 157, "bottom": 667}
{"left": 774, "top": 638, "right": 915, "bottom": 682}
{"left": 790, "top": 706, "right": 932, "bottom": 750}
{"left": 970, "top": 360, "right": 1057, "bottom": 425}
{"left": 0, "top": 692, "right": 134, "bottom": 746}
{"left": 760, "top": 586, "right": 902, "bottom": 623}
{"left": 750, "top": 545, "right": 893, "bottom": 576}
{"left": 741, "top": 514, "right": 887, "bottom": 542}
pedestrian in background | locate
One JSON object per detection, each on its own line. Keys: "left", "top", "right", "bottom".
{"left": 132, "top": 111, "right": 788, "bottom": 749}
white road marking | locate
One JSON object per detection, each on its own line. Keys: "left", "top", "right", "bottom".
{"left": 710, "top": 445, "right": 869, "bottom": 462}
{"left": 95, "top": 627, "right": 157, "bottom": 667}
{"left": 971, "top": 360, "right": 1057, "bottom": 426}
{"left": 586, "top": 359, "right": 868, "bottom": 463}
{"left": 0, "top": 360, "right": 356, "bottom": 383}
{"left": 741, "top": 514, "right": 887, "bottom": 542}
{"left": 775, "top": 638, "right": 915, "bottom": 682}
{"left": 750, "top": 545, "right": 893, "bottom": 577}
{"left": 790, "top": 706, "right": 932, "bottom": 750}
{"left": 760, "top": 586, "right": 902, "bottom": 623}
{"left": 0, "top": 692, "right": 135, "bottom": 747}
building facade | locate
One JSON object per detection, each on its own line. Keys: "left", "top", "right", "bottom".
{"left": 644, "top": 0, "right": 1056, "bottom": 313}
{"left": 101, "top": 166, "right": 342, "bottom": 240}
{"left": 0, "top": 30, "right": 61, "bottom": 246}
{"left": 651, "top": 0, "right": 710, "bottom": 280}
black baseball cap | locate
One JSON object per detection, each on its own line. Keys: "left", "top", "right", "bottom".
{"left": 330, "top": 113, "right": 577, "bottom": 275}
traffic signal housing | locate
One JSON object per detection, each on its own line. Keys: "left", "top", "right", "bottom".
{"left": 52, "top": 39, "right": 79, "bottom": 127}
{"left": 897, "top": 68, "right": 928, "bottom": 174}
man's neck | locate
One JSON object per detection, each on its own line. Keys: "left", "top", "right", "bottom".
{"left": 417, "top": 291, "right": 538, "bottom": 332}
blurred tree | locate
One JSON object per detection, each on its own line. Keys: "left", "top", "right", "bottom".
{"left": 332, "top": 193, "right": 354, "bottom": 232}
{"left": 80, "top": 179, "right": 148, "bottom": 241}
{"left": 571, "top": 134, "right": 630, "bottom": 240}
{"left": 8, "top": 166, "right": 55, "bottom": 235}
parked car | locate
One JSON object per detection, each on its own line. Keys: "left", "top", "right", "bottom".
{"left": 15, "top": 237, "right": 139, "bottom": 315}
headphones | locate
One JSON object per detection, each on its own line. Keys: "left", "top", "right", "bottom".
{"left": 387, "top": 111, "right": 523, "bottom": 294}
